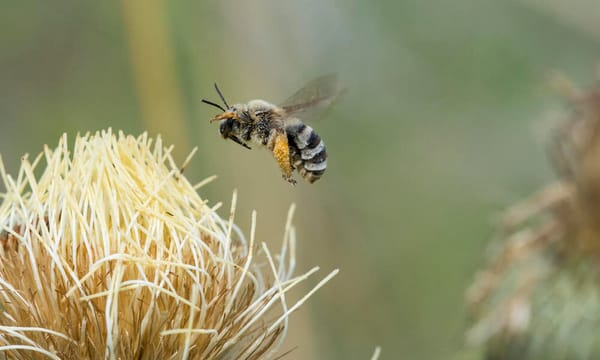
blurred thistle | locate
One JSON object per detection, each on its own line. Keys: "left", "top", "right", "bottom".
{"left": 0, "top": 130, "right": 337, "bottom": 359}
{"left": 467, "top": 73, "right": 600, "bottom": 358}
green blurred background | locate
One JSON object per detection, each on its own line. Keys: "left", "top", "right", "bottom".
{"left": 1, "top": 1, "right": 600, "bottom": 358}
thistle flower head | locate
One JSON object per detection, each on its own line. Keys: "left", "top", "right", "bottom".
{"left": 0, "top": 129, "right": 336, "bottom": 359}
{"left": 466, "top": 76, "right": 600, "bottom": 358}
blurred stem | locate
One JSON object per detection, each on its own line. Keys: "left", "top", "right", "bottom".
{"left": 120, "top": 0, "right": 189, "bottom": 160}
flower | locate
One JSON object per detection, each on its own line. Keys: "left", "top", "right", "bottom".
{"left": 0, "top": 129, "right": 337, "bottom": 359}
{"left": 466, "top": 77, "right": 600, "bottom": 358}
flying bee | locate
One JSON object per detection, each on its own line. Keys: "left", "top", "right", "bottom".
{"left": 202, "top": 74, "right": 343, "bottom": 184}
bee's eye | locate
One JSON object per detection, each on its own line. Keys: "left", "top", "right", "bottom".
{"left": 219, "top": 118, "right": 233, "bottom": 137}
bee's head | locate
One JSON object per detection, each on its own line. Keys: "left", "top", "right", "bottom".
{"left": 201, "top": 84, "right": 251, "bottom": 149}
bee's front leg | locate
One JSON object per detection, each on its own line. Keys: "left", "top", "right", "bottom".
{"left": 269, "top": 131, "right": 296, "bottom": 185}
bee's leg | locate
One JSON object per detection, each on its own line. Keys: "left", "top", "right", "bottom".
{"left": 269, "top": 131, "right": 296, "bottom": 185}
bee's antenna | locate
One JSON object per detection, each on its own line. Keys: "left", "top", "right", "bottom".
{"left": 214, "top": 83, "right": 231, "bottom": 109}
{"left": 201, "top": 99, "right": 226, "bottom": 112}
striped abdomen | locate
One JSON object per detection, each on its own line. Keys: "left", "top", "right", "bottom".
{"left": 286, "top": 122, "right": 327, "bottom": 183}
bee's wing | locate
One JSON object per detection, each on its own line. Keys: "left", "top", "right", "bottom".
{"left": 279, "top": 74, "right": 345, "bottom": 122}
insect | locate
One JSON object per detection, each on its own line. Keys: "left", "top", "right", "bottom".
{"left": 202, "top": 74, "right": 343, "bottom": 184}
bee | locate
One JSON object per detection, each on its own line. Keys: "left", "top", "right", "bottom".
{"left": 202, "top": 74, "right": 343, "bottom": 184}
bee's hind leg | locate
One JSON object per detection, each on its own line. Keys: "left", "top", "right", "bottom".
{"left": 269, "top": 131, "right": 296, "bottom": 185}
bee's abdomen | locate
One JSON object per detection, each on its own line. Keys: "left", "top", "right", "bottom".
{"left": 287, "top": 123, "right": 327, "bottom": 183}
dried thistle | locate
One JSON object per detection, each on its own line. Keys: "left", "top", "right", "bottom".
{"left": 0, "top": 130, "right": 337, "bottom": 359}
{"left": 467, "top": 75, "right": 600, "bottom": 358}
